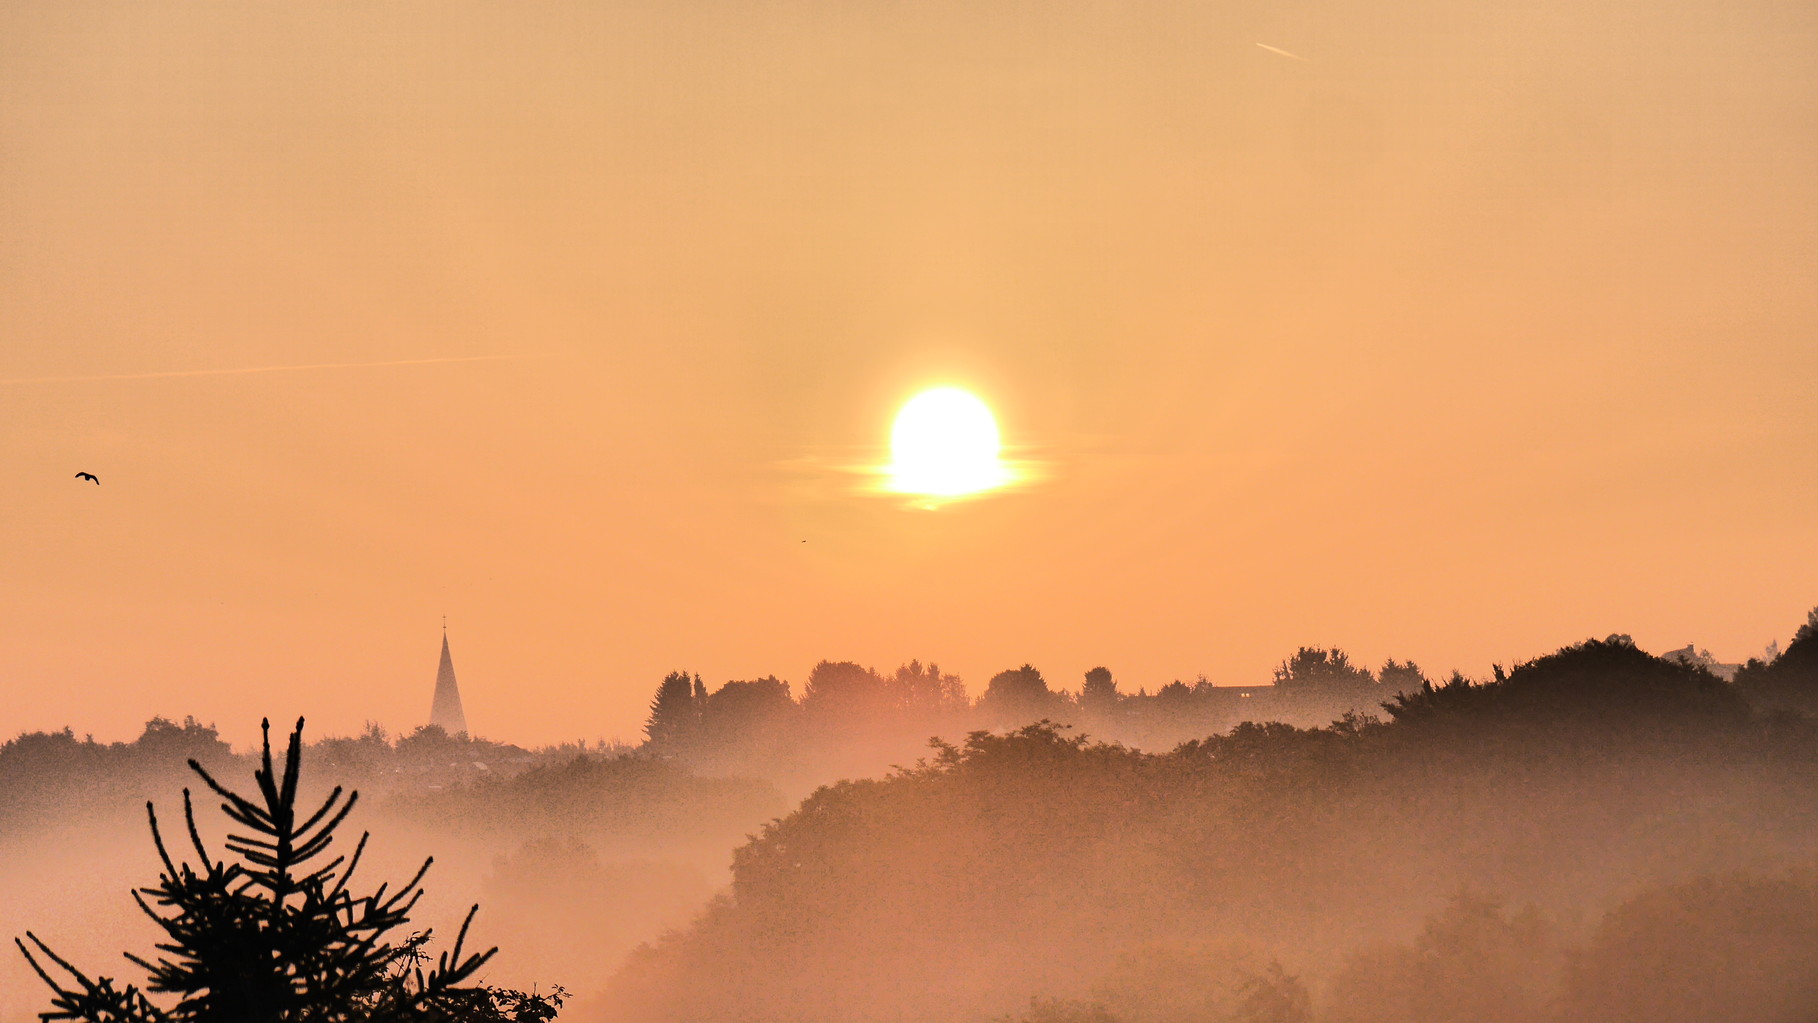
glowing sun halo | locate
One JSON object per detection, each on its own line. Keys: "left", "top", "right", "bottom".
{"left": 886, "top": 387, "right": 1012, "bottom": 498}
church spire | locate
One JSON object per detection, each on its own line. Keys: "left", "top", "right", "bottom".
{"left": 429, "top": 628, "right": 469, "bottom": 736}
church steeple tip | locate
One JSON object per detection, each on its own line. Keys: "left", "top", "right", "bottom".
{"left": 428, "top": 624, "right": 469, "bottom": 736}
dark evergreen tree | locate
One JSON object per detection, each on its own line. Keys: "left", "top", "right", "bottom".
{"left": 1384, "top": 637, "right": 1747, "bottom": 732}
{"left": 15, "top": 718, "right": 560, "bottom": 1023}
{"left": 643, "top": 671, "right": 700, "bottom": 751}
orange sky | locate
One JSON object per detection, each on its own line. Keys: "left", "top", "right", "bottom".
{"left": 3, "top": 0, "right": 1814, "bottom": 747}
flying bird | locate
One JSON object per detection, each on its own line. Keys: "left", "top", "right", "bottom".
{"left": 74, "top": 472, "right": 99, "bottom": 484}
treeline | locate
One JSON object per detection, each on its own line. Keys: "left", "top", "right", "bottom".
{"left": 634, "top": 609, "right": 1817, "bottom": 782}
{"left": 1735, "top": 605, "right": 1818, "bottom": 716}
{"left": 0, "top": 714, "right": 636, "bottom": 836}
{"left": 0, "top": 715, "right": 235, "bottom": 826}
{"left": 636, "top": 651, "right": 1430, "bottom": 783}
{"left": 5, "top": 609, "right": 1816, "bottom": 1020}
{"left": 597, "top": 616, "right": 1818, "bottom": 1023}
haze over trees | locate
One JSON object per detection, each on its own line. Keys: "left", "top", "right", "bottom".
{"left": 5, "top": 607, "right": 1818, "bottom": 1021}
{"left": 599, "top": 614, "right": 1818, "bottom": 1023}
{"left": 626, "top": 647, "right": 1442, "bottom": 786}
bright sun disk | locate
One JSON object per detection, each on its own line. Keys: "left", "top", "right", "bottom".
{"left": 886, "top": 387, "right": 1011, "bottom": 497}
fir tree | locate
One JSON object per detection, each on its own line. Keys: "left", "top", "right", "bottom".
{"left": 15, "top": 718, "right": 561, "bottom": 1023}
{"left": 643, "top": 671, "right": 700, "bottom": 751}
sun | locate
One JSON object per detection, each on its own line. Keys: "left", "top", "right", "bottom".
{"left": 885, "top": 387, "right": 1011, "bottom": 498}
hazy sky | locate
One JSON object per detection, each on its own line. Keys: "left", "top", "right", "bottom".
{"left": 3, "top": 0, "right": 1814, "bottom": 746}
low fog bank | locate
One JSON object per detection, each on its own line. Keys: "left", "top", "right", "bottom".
{"left": 0, "top": 723, "right": 785, "bottom": 1021}
{"left": 596, "top": 622, "right": 1818, "bottom": 1023}
{"left": 4, "top": 608, "right": 1817, "bottom": 1021}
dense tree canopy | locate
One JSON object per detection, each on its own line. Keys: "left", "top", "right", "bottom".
{"left": 1735, "top": 607, "right": 1818, "bottom": 716}
{"left": 603, "top": 631, "right": 1818, "bottom": 1023}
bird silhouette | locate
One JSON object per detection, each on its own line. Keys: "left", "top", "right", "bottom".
{"left": 74, "top": 472, "right": 98, "bottom": 484}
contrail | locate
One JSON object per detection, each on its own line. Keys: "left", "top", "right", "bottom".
{"left": 1255, "top": 42, "right": 1310, "bottom": 62}
{"left": 0, "top": 353, "right": 537, "bottom": 386}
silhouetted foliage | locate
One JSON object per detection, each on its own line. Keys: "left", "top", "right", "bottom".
{"left": 981, "top": 663, "right": 1062, "bottom": 727}
{"left": 694, "top": 676, "right": 799, "bottom": 766}
{"left": 310, "top": 723, "right": 396, "bottom": 779}
{"left": 701, "top": 677, "right": 794, "bottom": 730}
{"left": 130, "top": 717, "right": 234, "bottom": 767}
{"left": 1375, "top": 659, "right": 1427, "bottom": 699}
{"left": 0, "top": 718, "right": 238, "bottom": 827}
{"left": 9, "top": 611, "right": 1818, "bottom": 1023}
{"left": 14, "top": 718, "right": 562, "bottom": 1023}
{"left": 602, "top": 620, "right": 1818, "bottom": 1023}
{"left": 1384, "top": 637, "right": 1748, "bottom": 738}
{"left": 1271, "top": 648, "right": 1374, "bottom": 691}
{"left": 799, "top": 660, "right": 893, "bottom": 720}
{"left": 1735, "top": 607, "right": 1818, "bottom": 716}
{"left": 1080, "top": 667, "right": 1119, "bottom": 716}
{"left": 890, "top": 659, "right": 969, "bottom": 717}
{"left": 643, "top": 671, "right": 700, "bottom": 752}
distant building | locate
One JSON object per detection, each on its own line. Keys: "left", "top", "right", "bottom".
{"left": 1660, "top": 643, "right": 1741, "bottom": 682}
{"left": 428, "top": 631, "right": 470, "bottom": 735}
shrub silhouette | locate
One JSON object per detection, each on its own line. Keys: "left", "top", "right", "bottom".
{"left": 15, "top": 718, "right": 561, "bottom": 1023}
{"left": 1735, "top": 607, "right": 1818, "bottom": 716}
{"left": 1384, "top": 636, "right": 1746, "bottom": 735}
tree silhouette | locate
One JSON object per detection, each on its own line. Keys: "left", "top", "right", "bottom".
{"left": 980, "top": 664, "right": 1060, "bottom": 727}
{"left": 695, "top": 676, "right": 799, "bottom": 767}
{"left": 15, "top": 718, "right": 560, "bottom": 1023}
{"left": 1384, "top": 637, "right": 1747, "bottom": 737}
{"left": 1376, "top": 659, "right": 1427, "bottom": 699}
{"left": 643, "top": 671, "right": 701, "bottom": 752}
{"left": 891, "top": 660, "right": 968, "bottom": 717}
{"left": 799, "top": 660, "right": 893, "bottom": 721}
{"left": 1734, "top": 606, "right": 1818, "bottom": 716}
{"left": 701, "top": 677, "right": 795, "bottom": 735}
{"left": 1271, "top": 647, "right": 1374, "bottom": 691}
{"left": 1079, "top": 667, "right": 1119, "bottom": 717}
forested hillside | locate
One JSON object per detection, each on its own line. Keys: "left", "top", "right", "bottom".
{"left": 597, "top": 632, "right": 1818, "bottom": 1023}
